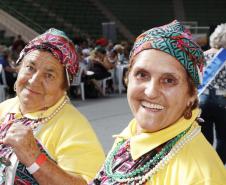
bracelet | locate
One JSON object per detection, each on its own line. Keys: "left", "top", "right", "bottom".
{"left": 26, "top": 153, "right": 47, "bottom": 174}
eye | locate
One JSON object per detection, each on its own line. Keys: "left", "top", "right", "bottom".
{"left": 25, "top": 65, "right": 34, "bottom": 72}
{"left": 161, "top": 77, "right": 177, "bottom": 85}
{"left": 45, "top": 73, "right": 55, "bottom": 80}
{"left": 134, "top": 70, "right": 149, "bottom": 80}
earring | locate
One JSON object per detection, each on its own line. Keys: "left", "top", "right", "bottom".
{"left": 14, "top": 83, "right": 17, "bottom": 92}
{"left": 183, "top": 103, "right": 193, "bottom": 120}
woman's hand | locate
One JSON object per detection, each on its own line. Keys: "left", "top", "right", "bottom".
{"left": 2, "top": 122, "right": 87, "bottom": 185}
{"left": 2, "top": 122, "right": 41, "bottom": 166}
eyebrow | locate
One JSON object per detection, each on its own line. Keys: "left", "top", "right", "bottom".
{"left": 24, "top": 60, "right": 36, "bottom": 65}
{"left": 133, "top": 66, "right": 149, "bottom": 72}
{"left": 134, "top": 67, "right": 181, "bottom": 78}
{"left": 24, "top": 60, "right": 59, "bottom": 74}
{"left": 163, "top": 72, "right": 180, "bottom": 76}
{"left": 45, "top": 68, "right": 58, "bottom": 74}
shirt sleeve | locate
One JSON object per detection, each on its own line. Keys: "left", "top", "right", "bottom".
{"left": 38, "top": 105, "right": 105, "bottom": 183}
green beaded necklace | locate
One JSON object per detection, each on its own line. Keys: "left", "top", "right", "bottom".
{"left": 104, "top": 126, "right": 191, "bottom": 181}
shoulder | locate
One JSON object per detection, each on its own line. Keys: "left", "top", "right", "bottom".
{"left": 0, "top": 97, "right": 17, "bottom": 106}
{"left": 170, "top": 133, "right": 226, "bottom": 183}
{"left": 0, "top": 97, "right": 18, "bottom": 115}
{"left": 150, "top": 132, "right": 226, "bottom": 185}
{"left": 51, "top": 102, "right": 96, "bottom": 136}
{"left": 38, "top": 101, "right": 103, "bottom": 153}
{"left": 59, "top": 103, "right": 89, "bottom": 125}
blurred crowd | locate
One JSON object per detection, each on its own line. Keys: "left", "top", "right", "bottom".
{"left": 0, "top": 35, "right": 26, "bottom": 97}
{"left": 71, "top": 36, "right": 132, "bottom": 98}
{"left": 0, "top": 34, "right": 133, "bottom": 99}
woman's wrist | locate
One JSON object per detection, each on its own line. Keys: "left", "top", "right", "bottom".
{"left": 26, "top": 153, "right": 47, "bottom": 174}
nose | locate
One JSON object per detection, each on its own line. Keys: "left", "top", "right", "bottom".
{"left": 28, "top": 72, "right": 42, "bottom": 85}
{"left": 144, "top": 80, "right": 159, "bottom": 98}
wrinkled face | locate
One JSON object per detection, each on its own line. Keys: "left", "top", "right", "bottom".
{"left": 16, "top": 50, "right": 65, "bottom": 113}
{"left": 127, "top": 49, "right": 196, "bottom": 133}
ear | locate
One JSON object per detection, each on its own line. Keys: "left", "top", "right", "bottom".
{"left": 187, "top": 94, "right": 197, "bottom": 107}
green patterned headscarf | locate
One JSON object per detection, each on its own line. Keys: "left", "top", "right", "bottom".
{"left": 129, "top": 20, "right": 205, "bottom": 87}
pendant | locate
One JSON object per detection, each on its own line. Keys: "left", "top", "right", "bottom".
{"left": 0, "top": 156, "right": 11, "bottom": 166}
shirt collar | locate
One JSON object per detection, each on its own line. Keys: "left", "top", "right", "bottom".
{"left": 114, "top": 108, "right": 201, "bottom": 160}
{"left": 10, "top": 96, "right": 67, "bottom": 119}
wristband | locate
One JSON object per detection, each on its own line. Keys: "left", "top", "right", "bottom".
{"left": 26, "top": 153, "right": 47, "bottom": 174}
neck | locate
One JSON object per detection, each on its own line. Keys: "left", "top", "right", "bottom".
{"left": 19, "top": 105, "right": 47, "bottom": 115}
{"left": 18, "top": 91, "right": 66, "bottom": 114}
{"left": 19, "top": 95, "right": 66, "bottom": 115}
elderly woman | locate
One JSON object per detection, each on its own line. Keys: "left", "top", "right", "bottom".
{"left": 90, "top": 21, "right": 226, "bottom": 185}
{"left": 0, "top": 28, "right": 105, "bottom": 184}
{"left": 199, "top": 23, "right": 226, "bottom": 164}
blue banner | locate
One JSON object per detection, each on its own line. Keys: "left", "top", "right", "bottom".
{"left": 198, "top": 48, "right": 226, "bottom": 96}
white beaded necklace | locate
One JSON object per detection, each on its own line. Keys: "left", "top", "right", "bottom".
{"left": 29, "top": 96, "right": 69, "bottom": 131}
{"left": 0, "top": 96, "right": 69, "bottom": 134}
{"left": 116, "top": 125, "right": 201, "bottom": 184}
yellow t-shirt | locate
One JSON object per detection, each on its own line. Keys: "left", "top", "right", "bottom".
{"left": 0, "top": 96, "right": 105, "bottom": 182}
{"left": 113, "top": 109, "right": 226, "bottom": 185}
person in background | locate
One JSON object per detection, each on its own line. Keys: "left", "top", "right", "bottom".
{"left": 88, "top": 46, "right": 115, "bottom": 80}
{"left": 87, "top": 46, "right": 116, "bottom": 94}
{"left": 0, "top": 28, "right": 105, "bottom": 185}
{"left": 120, "top": 40, "right": 131, "bottom": 61}
{"left": 113, "top": 44, "right": 126, "bottom": 64}
{"left": 0, "top": 45, "right": 17, "bottom": 96}
{"left": 90, "top": 20, "right": 226, "bottom": 185}
{"left": 199, "top": 23, "right": 226, "bottom": 164}
{"left": 11, "top": 35, "right": 26, "bottom": 61}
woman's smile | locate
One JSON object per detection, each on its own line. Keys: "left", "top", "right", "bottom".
{"left": 141, "top": 101, "right": 164, "bottom": 110}
{"left": 24, "top": 87, "right": 42, "bottom": 95}
{"left": 141, "top": 101, "right": 165, "bottom": 112}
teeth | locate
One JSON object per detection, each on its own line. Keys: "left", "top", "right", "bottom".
{"left": 141, "top": 101, "right": 164, "bottom": 110}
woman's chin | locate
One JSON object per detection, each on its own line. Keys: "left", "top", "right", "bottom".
{"left": 136, "top": 116, "right": 160, "bottom": 131}
{"left": 19, "top": 94, "right": 35, "bottom": 104}
{"left": 136, "top": 121, "right": 159, "bottom": 133}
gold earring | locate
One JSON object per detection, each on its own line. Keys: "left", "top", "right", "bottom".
{"left": 184, "top": 103, "right": 193, "bottom": 120}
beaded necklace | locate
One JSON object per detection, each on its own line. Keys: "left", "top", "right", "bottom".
{"left": 26, "top": 96, "right": 69, "bottom": 131}
{"left": 103, "top": 125, "right": 201, "bottom": 184}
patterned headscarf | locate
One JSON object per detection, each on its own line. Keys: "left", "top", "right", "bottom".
{"left": 130, "top": 20, "right": 205, "bottom": 87}
{"left": 16, "top": 28, "right": 78, "bottom": 81}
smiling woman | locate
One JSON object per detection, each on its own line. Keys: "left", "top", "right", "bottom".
{"left": 16, "top": 50, "right": 66, "bottom": 113}
{"left": 0, "top": 28, "right": 105, "bottom": 185}
{"left": 127, "top": 49, "right": 195, "bottom": 133}
{"left": 89, "top": 20, "right": 226, "bottom": 185}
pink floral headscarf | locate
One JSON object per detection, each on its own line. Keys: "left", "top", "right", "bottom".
{"left": 16, "top": 28, "right": 79, "bottom": 81}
